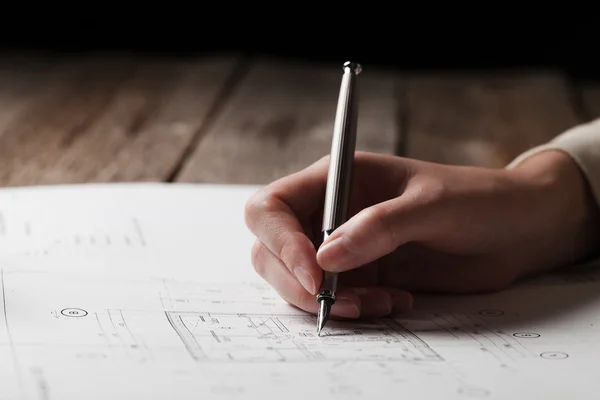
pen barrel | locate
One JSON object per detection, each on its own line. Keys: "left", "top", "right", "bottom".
{"left": 321, "top": 63, "right": 360, "bottom": 233}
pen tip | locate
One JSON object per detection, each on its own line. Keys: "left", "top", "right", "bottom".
{"left": 316, "top": 298, "right": 331, "bottom": 337}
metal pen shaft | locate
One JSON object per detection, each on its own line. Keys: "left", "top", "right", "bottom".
{"left": 316, "top": 61, "right": 361, "bottom": 336}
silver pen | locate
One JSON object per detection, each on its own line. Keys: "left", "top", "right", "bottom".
{"left": 316, "top": 61, "right": 361, "bottom": 336}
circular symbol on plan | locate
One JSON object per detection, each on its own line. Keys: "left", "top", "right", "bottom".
{"left": 478, "top": 309, "right": 504, "bottom": 317}
{"left": 513, "top": 332, "right": 540, "bottom": 338}
{"left": 540, "top": 351, "right": 568, "bottom": 360}
{"left": 61, "top": 308, "right": 88, "bottom": 317}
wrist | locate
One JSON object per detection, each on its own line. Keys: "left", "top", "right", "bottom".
{"left": 508, "top": 149, "right": 600, "bottom": 273}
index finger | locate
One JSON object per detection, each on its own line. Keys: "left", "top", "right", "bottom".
{"left": 244, "top": 157, "right": 329, "bottom": 295}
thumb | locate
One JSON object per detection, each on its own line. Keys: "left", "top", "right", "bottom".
{"left": 316, "top": 196, "right": 428, "bottom": 272}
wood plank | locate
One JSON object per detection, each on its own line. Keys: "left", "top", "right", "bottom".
{"left": 176, "top": 58, "right": 403, "bottom": 184}
{"left": 579, "top": 81, "right": 600, "bottom": 120}
{"left": 0, "top": 53, "right": 240, "bottom": 186}
{"left": 403, "top": 71, "right": 581, "bottom": 168}
{"left": 0, "top": 53, "right": 77, "bottom": 139}
{"left": 0, "top": 55, "right": 135, "bottom": 186}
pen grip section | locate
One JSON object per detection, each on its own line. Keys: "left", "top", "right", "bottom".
{"left": 319, "top": 271, "right": 339, "bottom": 301}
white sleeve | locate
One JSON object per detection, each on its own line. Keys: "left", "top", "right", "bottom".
{"left": 507, "top": 118, "right": 600, "bottom": 212}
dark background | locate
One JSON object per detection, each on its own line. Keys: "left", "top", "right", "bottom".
{"left": 0, "top": 16, "right": 596, "bottom": 79}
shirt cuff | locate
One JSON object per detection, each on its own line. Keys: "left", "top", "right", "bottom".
{"left": 506, "top": 118, "right": 600, "bottom": 211}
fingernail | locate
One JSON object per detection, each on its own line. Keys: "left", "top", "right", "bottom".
{"left": 293, "top": 266, "right": 316, "bottom": 295}
{"left": 317, "top": 237, "right": 350, "bottom": 270}
{"left": 331, "top": 298, "right": 360, "bottom": 318}
{"left": 357, "top": 290, "right": 392, "bottom": 317}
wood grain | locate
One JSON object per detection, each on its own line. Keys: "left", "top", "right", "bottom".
{"left": 0, "top": 54, "right": 78, "bottom": 140}
{"left": 1, "top": 53, "right": 587, "bottom": 187}
{"left": 176, "top": 59, "right": 403, "bottom": 184}
{"left": 0, "top": 53, "right": 238, "bottom": 186}
{"left": 403, "top": 71, "right": 581, "bottom": 167}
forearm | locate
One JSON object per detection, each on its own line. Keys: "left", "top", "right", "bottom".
{"left": 508, "top": 118, "right": 600, "bottom": 212}
{"left": 507, "top": 119, "right": 600, "bottom": 272}
{"left": 512, "top": 150, "right": 600, "bottom": 269}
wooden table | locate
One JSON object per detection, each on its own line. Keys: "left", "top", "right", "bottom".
{"left": 1, "top": 51, "right": 598, "bottom": 187}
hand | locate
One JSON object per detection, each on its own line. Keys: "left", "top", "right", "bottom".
{"left": 244, "top": 150, "right": 600, "bottom": 319}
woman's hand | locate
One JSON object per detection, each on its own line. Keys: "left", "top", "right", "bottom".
{"left": 244, "top": 150, "right": 600, "bottom": 319}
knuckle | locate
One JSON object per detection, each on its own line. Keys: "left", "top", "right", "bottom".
{"left": 427, "top": 179, "right": 448, "bottom": 203}
{"left": 244, "top": 191, "right": 280, "bottom": 228}
{"left": 244, "top": 192, "right": 262, "bottom": 227}
{"left": 412, "top": 178, "right": 447, "bottom": 206}
{"left": 358, "top": 205, "right": 397, "bottom": 249}
{"left": 360, "top": 205, "right": 386, "bottom": 226}
{"left": 250, "top": 240, "right": 267, "bottom": 276}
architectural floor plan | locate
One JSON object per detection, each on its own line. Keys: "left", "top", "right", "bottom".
{"left": 0, "top": 183, "right": 599, "bottom": 399}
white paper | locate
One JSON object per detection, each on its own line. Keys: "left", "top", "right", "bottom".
{"left": 1, "top": 183, "right": 600, "bottom": 399}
